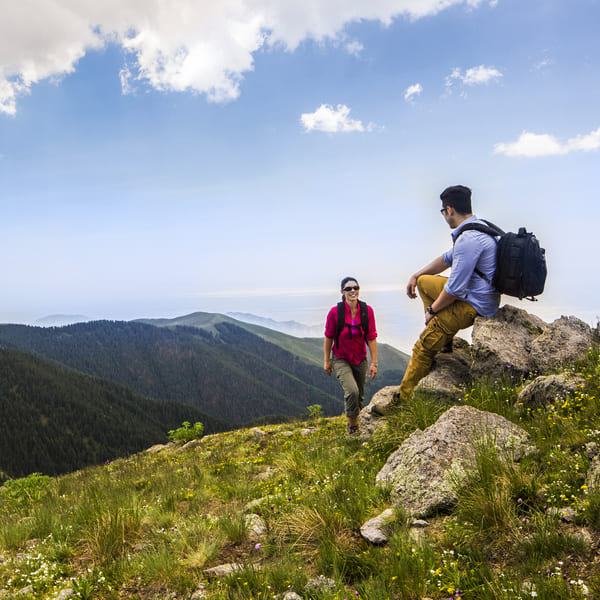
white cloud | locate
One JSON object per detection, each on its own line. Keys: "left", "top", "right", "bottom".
{"left": 404, "top": 82, "right": 423, "bottom": 103}
{"left": 301, "top": 104, "right": 366, "bottom": 133}
{"left": 445, "top": 64, "right": 502, "bottom": 92}
{"left": 345, "top": 40, "right": 364, "bottom": 57}
{"left": 494, "top": 127, "right": 600, "bottom": 157}
{"left": 0, "top": 0, "right": 494, "bottom": 115}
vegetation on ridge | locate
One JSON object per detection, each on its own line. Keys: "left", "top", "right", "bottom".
{"left": 1, "top": 349, "right": 599, "bottom": 599}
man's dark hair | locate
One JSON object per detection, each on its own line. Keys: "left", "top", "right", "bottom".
{"left": 440, "top": 185, "right": 472, "bottom": 215}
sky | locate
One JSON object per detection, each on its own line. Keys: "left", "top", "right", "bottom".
{"left": 0, "top": 0, "right": 598, "bottom": 352}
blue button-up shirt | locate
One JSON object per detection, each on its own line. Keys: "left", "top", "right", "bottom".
{"left": 441, "top": 215, "right": 500, "bottom": 318}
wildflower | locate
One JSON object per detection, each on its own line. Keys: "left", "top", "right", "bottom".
{"left": 254, "top": 543, "right": 261, "bottom": 550}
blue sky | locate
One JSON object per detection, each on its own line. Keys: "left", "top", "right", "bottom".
{"left": 0, "top": 0, "right": 598, "bottom": 351}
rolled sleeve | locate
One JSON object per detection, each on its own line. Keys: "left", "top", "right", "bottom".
{"left": 324, "top": 306, "right": 337, "bottom": 338}
{"left": 366, "top": 305, "right": 377, "bottom": 341}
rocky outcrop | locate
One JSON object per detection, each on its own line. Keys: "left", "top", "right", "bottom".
{"left": 470, "top": 305, "right": 547, "bottom": 378}
{"left": 516, "top": 373, "right": 586, "bottom": 410}
{"left": 375, "top": 406, "right": 533, "bottom": 517}
{"left": 471, "top": 305, "right": 594, "bottom": 379}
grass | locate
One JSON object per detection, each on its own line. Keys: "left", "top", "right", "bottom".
{"left": 0, "top": 349, "right": 599, "bottom": 599}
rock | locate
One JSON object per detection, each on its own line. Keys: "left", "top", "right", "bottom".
{"left": 283, "top": 593, "right": 302, "bottom": 600}
{"left": 471, "top": 305, "right": 546, "bottom": 378}
{"left": 305, "top": 576, "right": 336, "bottom": 592}
{"left": 360, "top": 508, "right": 395, "bottom": 544}
{"left": 204, "top": 563, "right": 244, "bottom": 578}
{"left": 358, "top": 386, "right": 402, "bottom": 440}
{"left": 300, "top": 428, "right": 318, "bottom": 436}
{"left": 411, "top": 519, "right": 430, "bottom": 528}
{"left": 586, "top": 454, "right": 600, "bottom": 490}
{"left": 586, "top": 442, "right": 599, "bottom": 460}
{"left": 249, "top": 427, "right": 267, "bottom": 441}
{"left": 548, "top": 507, "right": 576, "bottom": 523}
{"left": 516, "top": 373, "right": 586, "bottom": 410}
{"left": 529, "top": 316, "right": 593, "bottom": 372}
{"left": 191, "top": 584, "right": 208, "bottom": 599}
{"left": 376, "top": 405, "right": 533, "bottom": 517}
{"left": 415, "top": 338, "right": 472, "bottom": 401}
{"left": 245, "top": 514, "right": 267, "bottom": 540}
{"left": 472, "top": 306, "right": 594, "bottom": 380}
{"left": 53, "top": 590, "right": 74, "bottom": 600}
{"left": 145, "top": 443, "right": 172, "bottom": 455}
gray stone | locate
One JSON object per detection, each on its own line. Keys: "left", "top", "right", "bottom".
{"left": 245, "top": 514, "right": 267, "bottom": 540}
{"left": 204, "top": 563, "right": 243, "bottom": 578}
{"left": 53, "top": 590, "right": 74, "bottom": 600}
{"left": 305, "top": 576, "right": 336, "bottom": 591}
{"left": 516, "top": 373, "right": 586, "bottom": 410}
{"left": 471, "top": 305, "right": 546, "bottom": 378}
{"left": 586, "top": 454, "right": 600, "bottom": 490}
{"left": 358, "top": 385, "right": 402, "bottom": 440}
{"left": 415, "top": 338, "right": 472, "bottom": 401}
{"left": 359, "top": 508, "right": 395, "bottom": 545}
{"left": 376, "top": 405, "right": 533, "bottom": 517}
{"left": 530, "top": 316, "right": 593, "bottom": 372}
{"left": 411, "top": 519, "right": 430, "bottom": 528}
{"left": 283, "top": 593, "right": 302, "bottom": 600}
{"left": 586, "top": 442, "right": 599, "bottom": 460}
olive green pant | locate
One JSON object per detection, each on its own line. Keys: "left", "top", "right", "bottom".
{"left": 332, "top": 355, "right": 368, "bottom": 419}
{"left": 398, "top": 275, "right": 477, "bottom": 401}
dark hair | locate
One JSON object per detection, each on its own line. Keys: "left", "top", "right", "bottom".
{"left": 340, "top": 276, "right": 359, "bottom": 291}
{"left": 440, "top": 185, "right": 472, "bottom": 215}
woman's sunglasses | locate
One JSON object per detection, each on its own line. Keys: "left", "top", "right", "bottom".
{"left": 343, "top": 286, "right": 360, "bottom": 292}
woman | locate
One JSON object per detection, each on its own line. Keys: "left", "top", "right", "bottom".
{"left": 324, "top": 276, "right": 378, "bottom": 435}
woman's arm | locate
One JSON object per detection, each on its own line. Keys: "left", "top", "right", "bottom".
{"left": 324, "top": 337, "right": 333, "bottom": 375}
{"left": 367, "top": 338, "right": 378, "bottom": 379}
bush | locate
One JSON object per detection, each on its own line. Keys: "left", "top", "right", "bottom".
{"left": 168, "top": 421, "right": 204, "bottom": 442}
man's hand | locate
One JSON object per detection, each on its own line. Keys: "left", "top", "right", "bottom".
{"left": 406, "top": 275, "right": 418, "bottom": 299}
{"left": 324, "top": 359, "right": 332, "bottom": 376}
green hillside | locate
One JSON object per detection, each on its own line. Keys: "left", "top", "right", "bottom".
{"left": 138, "top": 311, "right": 410, "bottom": 395}
{"left": 0, "top": 347, "right": 223, "bottom": 480}
{"left": 0, "top": 348, "right": 598, "bottom": 599}
{"left": 0, "top": 316, "right": 408, "bottom": 427}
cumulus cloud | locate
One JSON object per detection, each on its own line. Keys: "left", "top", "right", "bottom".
{"left": 494, "top": 127, "right": 600, "bottom": 157}
{"left": 445, "top": 64, "right": 502, "bottom": 92}
{"left": 404, "top": 83, "right": 423, "bottom": 103}
{"left": 300, "top": 104, "right": 368, "bottom": 133}
{"left": 0, "top": 0, "right": 494, "bottom": 115}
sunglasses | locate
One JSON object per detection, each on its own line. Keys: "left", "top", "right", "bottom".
{"left": 343, "top": 285, "right": 360, "bottom": 292}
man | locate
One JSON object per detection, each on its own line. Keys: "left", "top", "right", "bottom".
{"left": 398, "top": 185, "right": 500, "bottom": 401}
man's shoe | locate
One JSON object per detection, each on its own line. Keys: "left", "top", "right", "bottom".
{"left": 347, "top": 425, "right": 359, "bottom": 435}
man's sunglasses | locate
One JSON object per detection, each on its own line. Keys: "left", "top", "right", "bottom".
{"left": 343, "top": 286, "right": 360, "bottom": 292}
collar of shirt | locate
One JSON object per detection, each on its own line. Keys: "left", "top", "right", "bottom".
{"left": 450, "top": 214, "right": 478, "bottom": 242}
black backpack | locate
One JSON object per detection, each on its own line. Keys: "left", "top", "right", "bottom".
{"left": 454, "top": 220, "right": 547, "bottom": 301}
{"left": 335, "top": 300, "right": 369, "bottom": 346}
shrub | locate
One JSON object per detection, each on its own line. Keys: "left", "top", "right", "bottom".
{"left": 168, "top": 421, "right": 204, "bottom": 442}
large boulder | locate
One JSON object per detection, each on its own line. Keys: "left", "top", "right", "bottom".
{"left": 471, "top": 305, "right": 594, "bottom": 380}
{"left": 471, "top": 305, "right": 546, "bottom": 379}
{"left": 376, "top": 405, "right": 533, "bottom": 517}
{"left": 529, "top": 316, "right": 594, "bottom": 372}
{"left": 516, "top": 373, "right": 586, "bottom": 410}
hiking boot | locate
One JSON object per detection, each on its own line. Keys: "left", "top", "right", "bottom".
{"left": 347, "top": 424, "right": 359, "bottom": 435}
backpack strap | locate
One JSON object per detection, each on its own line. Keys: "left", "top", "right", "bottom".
{"left": 453, "top": 220, "right": 505, "bottom": 285}
{"left": 334, "top": 300, "right": 369, "bottom": 347}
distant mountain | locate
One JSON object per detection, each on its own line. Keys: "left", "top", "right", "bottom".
{"left": 226, "top": 312, "right": 323, "bottom": 338}
{"left": 0, "top": 346, "right": 220, "bottom": 480}
{"left": 35, "top": 314, "right": 89, "bottom": 327}
{"left": 0, "top": 318, "right": 346, "bottom": 426}
{"left": 138, "top": 312, "right": 410, "bottom": 398}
